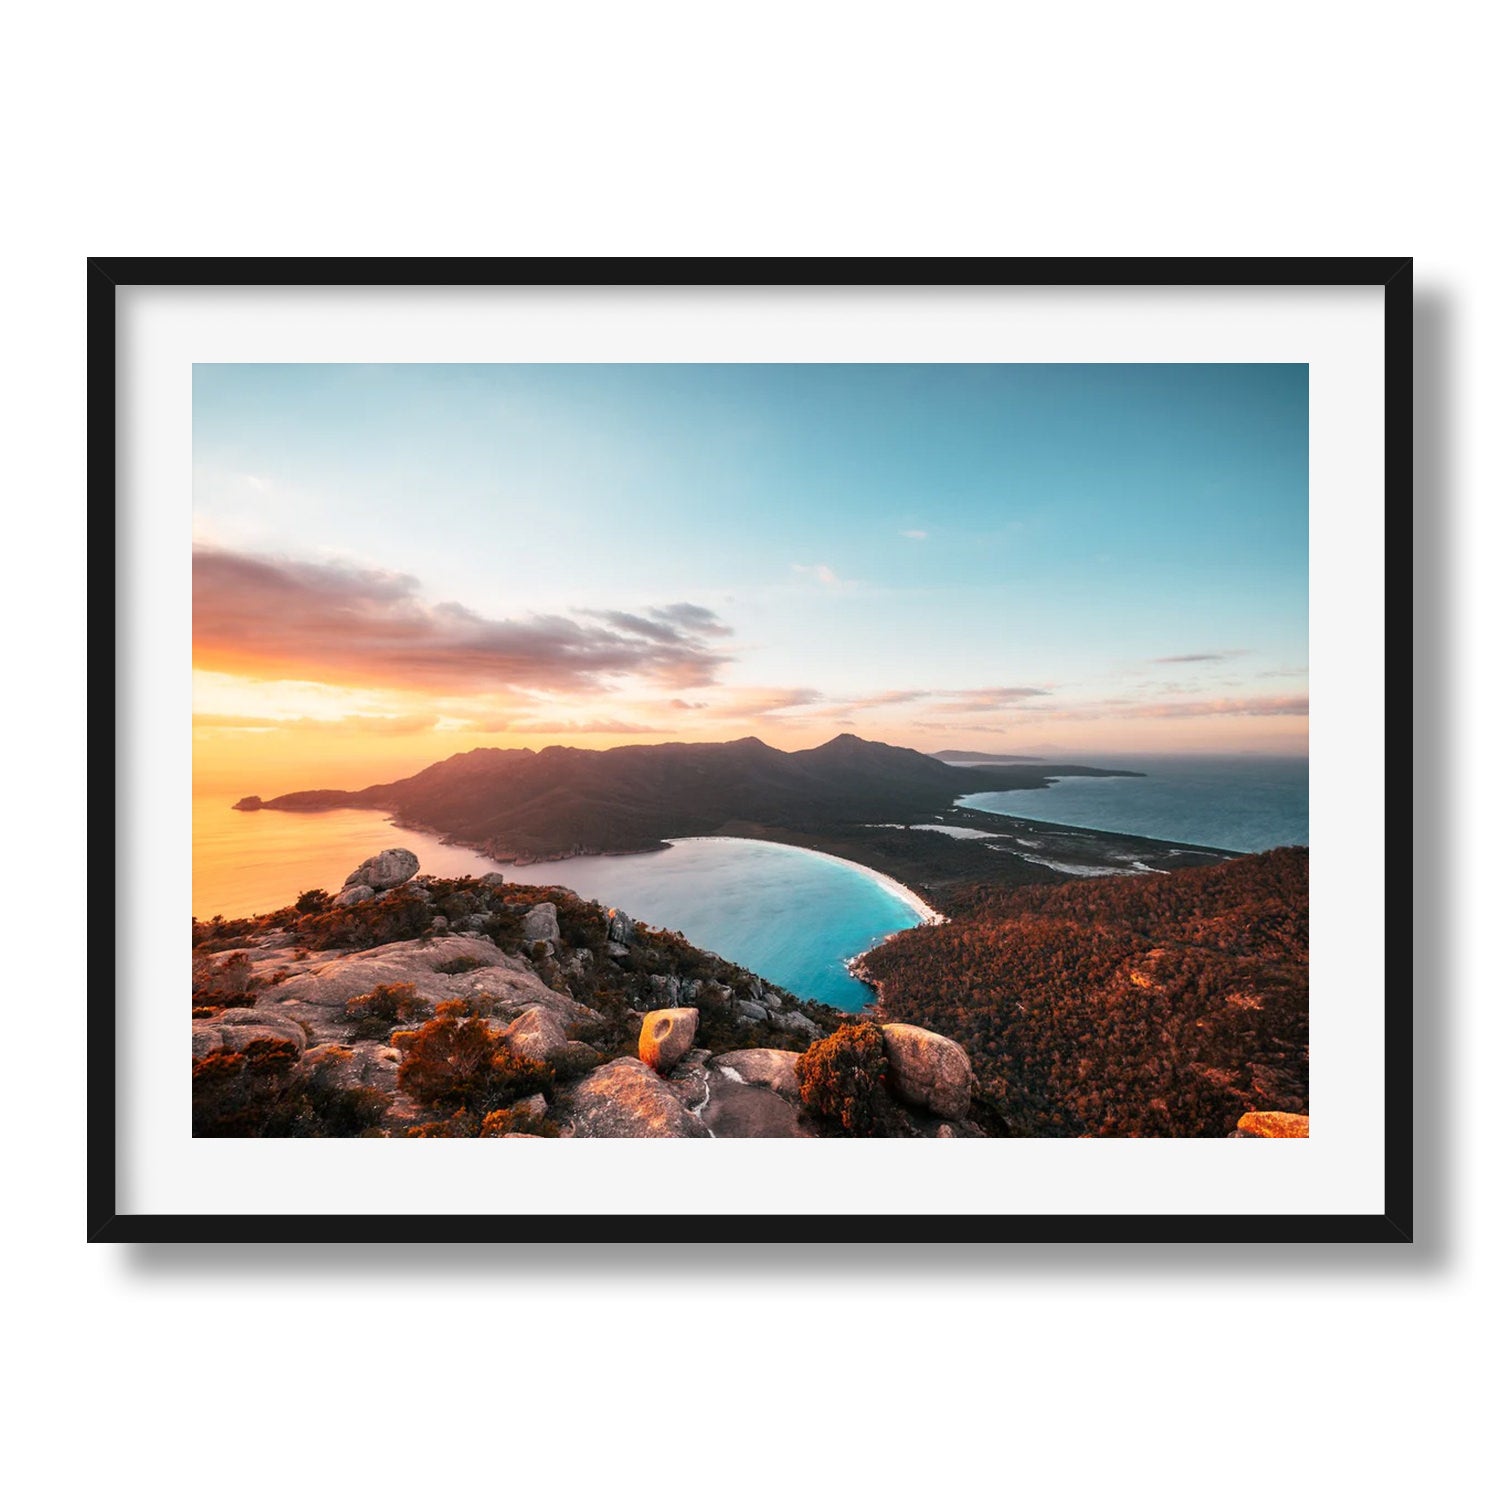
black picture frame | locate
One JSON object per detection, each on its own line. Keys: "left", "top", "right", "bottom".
{"left": 91, "top": 256, "right": 1414, "bottom": 1245}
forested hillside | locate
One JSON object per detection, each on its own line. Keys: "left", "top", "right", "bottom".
{"left": 857, "top": 847, "right": 1309, "bottom": 1137}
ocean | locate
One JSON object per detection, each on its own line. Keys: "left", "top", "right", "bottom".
{"left": 955, "top": 754, "right": 1309, "bottom": 853}
{"left": 194, "top": 801, "right": 924, "bottom": 1011}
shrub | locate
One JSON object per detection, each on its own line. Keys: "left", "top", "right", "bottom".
{"left": 345, "top": 981, "right": 430, "bottom": 1040}
{"left": 407, "top": 1111, "right": 481, "bottom": 1139}
{"left": 192, "top": 1041, "right": 387, "bottom": 1137}
{"left": 192, "top": 951, "right": 258, "bottom": 1008}
{"left": 294, "top": 891, "right": 435, "bottom": 952}
{"left": 395, "top": 1002, "right": 554, "bottom": 1113}
{"left": 796, "top": 1022, "right": 896, "bottom": 1136}
{"left": 481, "top": 1104, "right": 560, "bottom": 1138}
{"left": 295, "top": 888, "right": 332, "bottom": 914}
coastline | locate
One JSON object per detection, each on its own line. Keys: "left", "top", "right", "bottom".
{"left": 665, "top": 835, "right": 947, "bottom": 928}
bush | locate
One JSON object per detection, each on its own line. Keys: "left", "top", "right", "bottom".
{"left": 192, "top": 951, "right": 257, "bottom": 1008}
{"left": 294, "top": 891, "right": 435, "bottom": 952}
{"left": 345, "top": 981, "right": 430, "bottom": 1040}
{"left": 480, "top": 1102, "right": 559, "bottom": 1138}
{"left": 192, "top": 1041, "right": 388, "bottom": 1137}
{"left": 295, "top": 888, "right": 332, "bottom": 914}
{"left": 395, "top": 1001, "right": 554, "bottom": 1113}
{"left": 796, "top": 1022, "right": 896, "bottom": 1136}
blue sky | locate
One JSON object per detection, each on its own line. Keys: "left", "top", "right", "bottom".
{"left": 192, "top": 363, "right": 1308, "bottom": 789}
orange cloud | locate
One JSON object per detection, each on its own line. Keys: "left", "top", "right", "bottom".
{"left": 193, "top": 545, "right": 734, "bottom": 695}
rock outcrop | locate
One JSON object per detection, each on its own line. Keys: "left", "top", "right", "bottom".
{"left": 768, "top": 1008, "right": 820, "bottom": 1040}
{"left": 342, "top": 848, "right": 419, "bottom": 892}
{"left": 522, "top": 901, "right": 561, "bottom": 946}
{"left": 501, "top": 1005, "right": 571, "bottom": 1065}
{"left": 192, "top": 1012, "right": 307, "bottom": 1060}
{"left": 639, "top": 1007, "right": 699, "bottom": 1073}
{"left": 880, "top": 1023, "right": 973, "bottom": 1120}
{"left": 194, "top": 850, "right": 873, "bottom": 1141}
{"left": 557, "top": 1058, "right": 710, "bottom": 1138}
{"left": 239, "top": 933, "right": 601, "bottom": 1038}
{"left": 714, "top": 1048, "right": 802, "bottom": 1101}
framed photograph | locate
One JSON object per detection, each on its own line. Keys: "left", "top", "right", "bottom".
{"left": 93, "top": 257, "right": 1413, "bottom": 1244}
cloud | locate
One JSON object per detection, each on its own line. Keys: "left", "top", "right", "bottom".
{"left": 1152, "top": 650, "right": 1250, "bottom": 664}
{"left": 986, "top": 693, "right": 1309, "bottom": 723}
{"left": 648, "top": 603, "right": 735, "bottom": 637}
{"left": 928, "top": 686, "right": 1052, "bottom": 713}
{"left": 844, "top": 688, "right": 933, "bottom": 710}
{"left": 193, "top": 545, "right": 734, "bottom": 695}
{"left": 509, "top": 718, "right": 665, "bottom": 735}
{"left": 1127, "top": 694, "right": 1308, "bottom": 719}
{"left": 804, "top": 688, "right": 933, "bottom": 717}
{"left": 920, "top": 691, "right": 1308, "bottom": 728}
{"left": 192, "top": 712, "right": 441, "bottom": 736}
{"left": 586, "top": 603, "right": 735, "bottom": 644}
{"left": 900, "top": 530, "right": 928, "bottom": 541}
{"left": 912, "top": 720, "right": 1009, "bottom": 734}
{"left": 792, "top": 563, "right": 852, "bottom": 590}
{"left": 719, "top": 686, "right": 825, "bottom": 718}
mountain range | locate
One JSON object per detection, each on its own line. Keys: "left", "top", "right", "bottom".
{"left": 237, "top": 734, "right": 1138, "bottom": 863}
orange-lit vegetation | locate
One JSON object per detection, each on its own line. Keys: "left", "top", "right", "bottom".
{"left": 192, "top": 872, "right": 841, "bottom": 1137}
{"left": 394, "top": 1000, "right": 555, "bottom": 1114}
{"left": 858, "top": 847, "right": 1309, "bottom": 1137}
{"left": 795, "top": 1021, "right": 899, "bottom": 1136}
{"left": 345, "top": 982, "right": 431, "bottom": 1040}
{"left": 192, "top": 1038, "right": 388, "bottom": 1137}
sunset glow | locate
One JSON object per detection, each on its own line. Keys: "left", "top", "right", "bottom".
{"left": 193, "top": 363, "right": 1308, "bottom": 796}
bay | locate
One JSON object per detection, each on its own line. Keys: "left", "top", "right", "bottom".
{"left": 194, "top": 801, "right": 929, "bottom": 1010}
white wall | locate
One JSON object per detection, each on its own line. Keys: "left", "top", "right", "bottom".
{"left": 3, "top": 5, "right": 1490, "bottom": 1496}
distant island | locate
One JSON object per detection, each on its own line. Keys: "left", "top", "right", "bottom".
{"left": 234, "top": 733, "right": 1205, "bottom": 906}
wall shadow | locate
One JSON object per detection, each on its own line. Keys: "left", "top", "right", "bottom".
{"left": 127, "top": 289, "right": 1454, "bottom": 1284}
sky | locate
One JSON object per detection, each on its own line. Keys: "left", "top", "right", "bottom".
{"left": 192, "top": 363, "right": 1309, "bottom": 795}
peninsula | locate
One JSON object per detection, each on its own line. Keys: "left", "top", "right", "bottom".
{"left": 234, "top": 733, "right": 1224, "bottom": 908}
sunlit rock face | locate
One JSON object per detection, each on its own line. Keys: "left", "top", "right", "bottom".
{"left": 343, "top": 848, "right": 419, "bottom": 892}
{"left": 557, "top": 1058, "right": 711, "bottom": 1138}
{"left": 880, "top": 1023, "right": 974, "bottom": 1120}
{"left": 639, "top": 1007, "right": 699, "bottom": 1073}
{"left": 502, "top": 1006, "right": 570, "bottom": 1065}
{"left": 1232, "top": 1111, "right": 1309, "bottom": 1138}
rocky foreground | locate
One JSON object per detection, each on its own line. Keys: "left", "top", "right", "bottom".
{"left": 191, "top": 848, "right": 986, "bottom": 1139}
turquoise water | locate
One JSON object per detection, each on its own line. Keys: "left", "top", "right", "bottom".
{"left": 957, "top": 754, "right": 1309, "bottom": 853}
{"left": 198, "top": 801, "right": 924, "bottom": 1011}
{"left": 518, "top": 838, "right": 926, "bottom": 1011}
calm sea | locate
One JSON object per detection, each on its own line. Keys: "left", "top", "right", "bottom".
{"left": 956, "top": 754, "right": 1309, "bottom": 853}
{"left": 194, "top": 801, "right": 922, "bottom": 1011}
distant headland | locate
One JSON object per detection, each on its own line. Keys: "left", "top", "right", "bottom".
{"left": 234, "top": 734, "right": 1220, "bottom": 908}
